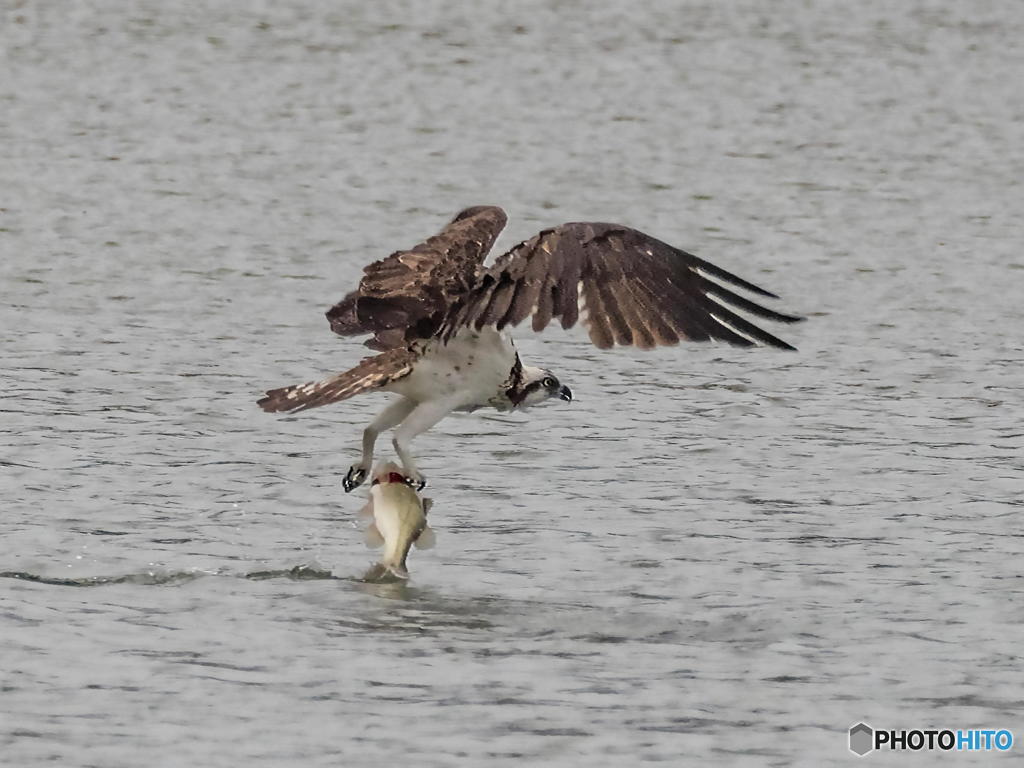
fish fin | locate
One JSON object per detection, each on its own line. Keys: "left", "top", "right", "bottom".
{"left": 414, "top": 526, "right": 436, "bottom": 550}
{"left": 363, "top": 523, "right": 384, "bottom": 548}
{"left": 357, "top": 500, "right": 374, "bottom": 519}
{"left": 422, "top": 498, "right": 433, "bottom": 515}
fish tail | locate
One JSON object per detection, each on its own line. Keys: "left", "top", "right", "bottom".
{"left": 361, "top": 562, "right": 409, "bottom": 583}
{"left": 386, "top": 563, "right": 410, "bottom": 580}
{"left": 383, "top": 548, "right": 411, "bottom": 580}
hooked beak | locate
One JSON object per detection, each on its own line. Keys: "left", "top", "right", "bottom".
{"left": 558, "top": 385, "right": 573, "bottom": 402}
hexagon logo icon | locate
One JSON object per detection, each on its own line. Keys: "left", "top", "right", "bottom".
{"left": 849, "top": 722, "right": 874, "bottom": 756}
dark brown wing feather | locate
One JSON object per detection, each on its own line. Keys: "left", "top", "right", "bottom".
{"left": 257, "top": 347, "right": 415, "bottom": 414}
{"left": 444, "top": 222, "right": 802, "bottom": 350}
{"left": 326, "top": 206, "right": 507, "bottom": 349}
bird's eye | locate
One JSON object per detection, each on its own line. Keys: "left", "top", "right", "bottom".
{"left": 542, "top": 377, "right": 557, "bottom": 388}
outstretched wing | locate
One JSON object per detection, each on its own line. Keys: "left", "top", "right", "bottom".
{"left": 327, "top": 206, "right": 508, "bottom": 349}
{"left": 257, "top": 347, "right": 415, "bottom": 414}
{"left": 443, "top": 222, "right": 802, "bottom": 350}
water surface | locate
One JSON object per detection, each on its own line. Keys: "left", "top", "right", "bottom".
{"left": 2, "top": 2, "right": 1023, "bottom": 765}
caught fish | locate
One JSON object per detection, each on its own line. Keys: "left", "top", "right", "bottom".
{"left": 358, "top": 461, "right": 435, "bottom": 581}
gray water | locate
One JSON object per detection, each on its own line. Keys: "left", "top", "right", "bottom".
{"left": 2, "top": 1, "right": 1023, "bottom": 765}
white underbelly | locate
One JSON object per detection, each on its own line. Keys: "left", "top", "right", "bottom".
{"left": 384, "top": 327, "right": 516, "bottom": 406}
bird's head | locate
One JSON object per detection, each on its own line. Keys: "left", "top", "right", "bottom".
{"left": 510, "top": 367, "right": 573, "bottom": 409}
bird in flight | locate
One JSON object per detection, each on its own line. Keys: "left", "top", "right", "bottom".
{"left": 258, "top": 206, "right": 802, "bottom": 491}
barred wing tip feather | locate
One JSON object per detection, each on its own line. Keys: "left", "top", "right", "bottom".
{"left": 257, "top": 348, "right": 414, "bottom": 414}
{"left": 448, "top": 222, "right": 803, "bottom": 351}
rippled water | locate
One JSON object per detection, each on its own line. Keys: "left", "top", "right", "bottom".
{"left": 3, "top": 1, "right": 1023, "bottom": 765}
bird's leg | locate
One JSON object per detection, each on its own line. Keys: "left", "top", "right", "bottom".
{"left": 344, "top": 397, "right": 415, "bottom": 493}
{"left": 391, "top": 396, "right": 463, "bottom": 490}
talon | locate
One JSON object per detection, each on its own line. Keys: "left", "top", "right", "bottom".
{"left": 403, "top": 474, "right": 427, "bottom": 491}
{"left": 343, "top": 465, "right": 367, "bottom": 493}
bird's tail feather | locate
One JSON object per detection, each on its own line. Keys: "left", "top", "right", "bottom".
{"left": 257, "top": 348, "right": 414, "bottom": 414}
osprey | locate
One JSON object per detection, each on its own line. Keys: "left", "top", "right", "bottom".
{"left": 258, "top": 206, "right": 802, "bottom": 491}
